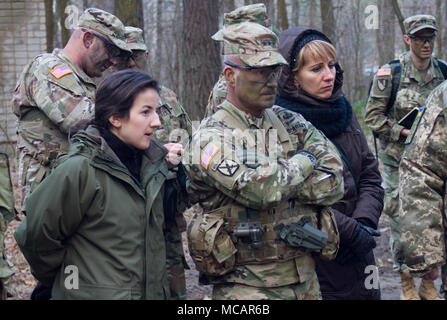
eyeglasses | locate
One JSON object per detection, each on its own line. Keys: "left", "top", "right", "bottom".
{"left": 407, "top": 33, "right": 436, "bottom": 45}
{"left": 224, "top": 61, "right": 283, "bottom": 83}
{"left": 91, "top": 32, "right": 130, "bottom": 60}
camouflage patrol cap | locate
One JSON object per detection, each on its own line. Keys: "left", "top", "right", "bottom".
{"left": 221, "top": 22, "right": 287, "bottom": 67}
{"left": 78, "top": 8, "right": 131, "bottom": 53}
{"left": 212, "top": 4, "right": 270, "bottom": 41}
{"left": 404, "top": 14, "right": 437, "bottom": 35}
{"left": 124, "top": 26, "right": 147, "bottom": 51}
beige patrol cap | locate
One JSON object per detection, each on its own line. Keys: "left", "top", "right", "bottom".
{"left": 220, "top": 22, "right": 287, "bottom": 68}
{"left": 78, "top": 8, "right": 131, "bottom": 53}
{"left": 124, "top": 26, "right": 147, "bottom": 51}
{"left": 404, "top": 14, "right": 437, "bottom": 35}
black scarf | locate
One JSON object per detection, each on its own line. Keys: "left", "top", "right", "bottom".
{"left": 275, "top": 96, "right": 353, "bottom": 138}
{"left": 100, "top": 128, "right": 144, "bottom": 181}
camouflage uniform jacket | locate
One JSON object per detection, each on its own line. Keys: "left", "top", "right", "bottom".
{"left": 12, "top": 49, "right": 95, "bottom": 199}
{"left": 154, "top": 85, "right": 191, "bottom": 300}
{"left": 154, "top": 85, "right": 191, "bottom": 232}
{"left": 184, "top": 100, "right": 344, "bottom": 287}
{"left": 155, "top": 85, "right": 192, "bottom": 146}
{"left": 204, "top": 74, "right": 227, "bottom": 119}
{"left": 365, "top": 51, "right": 445, "bottom": 165}
{"left": 399, "top": 80, "right": 447, "bottom": 276}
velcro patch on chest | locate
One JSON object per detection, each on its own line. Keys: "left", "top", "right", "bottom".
{"left": 50, "top": 65, "right": 73, "bottom": 79}
{"left": 201, "top": 142, "right": 220, "bottom": 170}
{"left": 217, "top": 159, "right": 240, "bottom": 177}
{"left": 377, "top": 67, "right": 391, "bottom": 77}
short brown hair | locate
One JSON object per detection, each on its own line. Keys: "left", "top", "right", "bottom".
{"left": 94, "top": 69, "right": 159, "bottom": 129}
{"left": 293, "top": 40, "right": 336, "bottom": 73}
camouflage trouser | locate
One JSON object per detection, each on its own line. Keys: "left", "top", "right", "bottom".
{"left": 381, "top": 162, "right": 402, "bottom": 272}
{"left": 165, "top": 216, "right": 187, "bottom": 300}
{"left": 212, "top": 271, "right": 321, "bottom": 300}
{"left": 17, "top": 154, "right": 50, "bottom": 210}
{"left": 0, "top": 215, "right": 14, "bottom": 300}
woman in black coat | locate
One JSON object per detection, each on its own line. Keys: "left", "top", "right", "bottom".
{"left": 276, "top": 27, "right": 384, "bottom": 300}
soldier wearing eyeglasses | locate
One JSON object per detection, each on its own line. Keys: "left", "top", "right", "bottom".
{"left": 11, "top": 8, "right": 130, "bottom": 300}
{"left": 365, "top": 15, "right": 446, "bottom": 300}
{"left": 184, "top": 21, "right": 344, "bottom": 300}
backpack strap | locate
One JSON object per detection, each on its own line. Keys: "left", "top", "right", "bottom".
{"left": 435, "top": 58, "right": 447, "bottom": 79}
{"left": 386, "top": 59, "right": 402, "bottom": 116}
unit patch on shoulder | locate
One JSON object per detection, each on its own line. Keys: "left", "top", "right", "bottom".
{"left": 201, "top": 142, "right": 220, "bottom": 170}
{"left": 50, "top": 65, "right": 73, "bottom": 79}
{"left": 217, "top": 159, "right": 240, "bottom": 177}
{"left": 377, "top": 78, "right": 388, "bottom": 91}
{"left": 377, "top": 67, "right": 391, "bottom": 77}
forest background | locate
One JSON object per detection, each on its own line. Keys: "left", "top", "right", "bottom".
{"left": 1, "top": 0, "right": 447, "bottom": 150}
{"left": 1, "top": 0, "right": 445, "bottom": 300}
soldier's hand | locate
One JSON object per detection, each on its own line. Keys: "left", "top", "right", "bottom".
{"left": 400, "top": 128, "right": 410, "bottom": 137}
{"left": 165, "top": 143, "right": 183, "bottom": 166}
{"left": 335, "top": 222, "right": 380, "bottom": 265}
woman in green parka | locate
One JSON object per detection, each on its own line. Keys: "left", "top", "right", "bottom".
{"left": 14, "top": 69, "right": 184, "bottom": 300}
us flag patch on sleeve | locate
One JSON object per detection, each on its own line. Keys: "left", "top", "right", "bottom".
{"left": 201, "top": 142, "right": 220, "bottom": 170}
{"left": 50, "top": 65, "right": 73, "bottom": 79}
{"left": 377, "top": 67, "right": 391, "bottom": 77}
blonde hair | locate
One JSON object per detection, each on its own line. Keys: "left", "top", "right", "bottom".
{"left": 293, "top": 40, "right": 337, "bottom": 73}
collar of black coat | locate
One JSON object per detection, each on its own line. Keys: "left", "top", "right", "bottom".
{"left": 275, "top": 95, "right": 352, "bottom": 138}
{"left": 81, "top": 125, "right": 168, "bottom": 163}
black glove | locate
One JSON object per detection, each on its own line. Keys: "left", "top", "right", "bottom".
{"left": 163, "top": 179, "right": 178, "bottom": 223}
{"left": 335, "top": 222, "right": 381, "bottom": 265}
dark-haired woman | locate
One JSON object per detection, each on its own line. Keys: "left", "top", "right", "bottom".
{"left": 15, "top": 70, "right": 182, "bottom": 300}
{"left": 276, "top": 27, "right": 384, "bottom": 300}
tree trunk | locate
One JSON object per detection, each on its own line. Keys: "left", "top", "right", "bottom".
{"left": 173, "top": 0, "right": 182, "bottom": 92}
{"left": 258, "top": 0, "right": 274, "bottom": 27}
{"left": 320, "top": 0, "right": 335, "bottom": 43}
{"left": 376, "top": 0, "right": 396, "bottom": 65}
{"left": 153, "top": 0, "right": 163, "bottom": 80}
{"left": 44, "top": 0, "right": 54, "bottom": 53}
{"left": 94, "top": 0, "right": 115, "bottom": 13}
{"left": 137, "top": 0, "right": 144, "bottom": 32}
{"left": 309, "top": 0, "right": 318, "bottom": 29}
{"left": 114, "top": 0, "right": 143, "bottom": 28}
{"left": 224, "top": 0, "right": 236, "bottom": 14}
{"left": 436, "top": 0, "right": 443, "bottom": 60}
{"left": 444, "top": 0, "right": 447, "bottom": 62}
{"left": 391, "top": 0, "right": 408, "bottom": 51}
{"left": 58, "top": 0, "right": 70, "bottom": 47}
{"left": 291, "top": 0, "right": 300, "bottom": 26}
{"left": 182, "top": 0, "right": 221, "bottom": 120}
{"left": 277, "top": 0, "right": 289, "bottom": 31}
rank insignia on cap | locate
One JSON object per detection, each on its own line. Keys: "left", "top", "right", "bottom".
{"left": 377, "top": 67, "right": 391, "bottom": 77}
{"left": 217, "top": 159, "right": 240, "bottom": 177}
{"left": 377, "top": 78, "right": 388, "bottom": 91}
{"left": 50, "top": 65, "right": 73, "bottom": 79}
{"left": 201, "top": 142, "right": 220, "bottom": 170}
